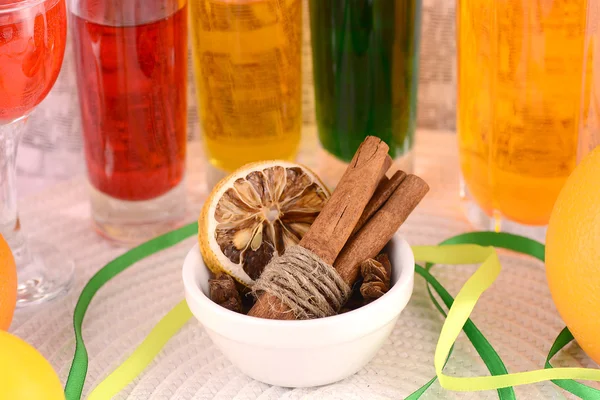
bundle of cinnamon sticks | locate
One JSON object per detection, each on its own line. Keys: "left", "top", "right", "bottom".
{"left": 245, "top": 136, "right": 429, "bottom": 320}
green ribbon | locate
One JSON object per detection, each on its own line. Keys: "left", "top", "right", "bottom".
{"left": 64, "top": 229, "right": 600, "bottom": 400}
{"left": 64, "top": 222, "right": 198, "bottom": 400}
{"left": 405, "top": 264, "right": 515, "bottom": 400}
{"left": 406, "top": 232, "right": 600, "bottom": 399}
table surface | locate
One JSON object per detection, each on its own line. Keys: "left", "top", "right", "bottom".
{"left": 10, "top": 128, "right": 597, "bottom": 399}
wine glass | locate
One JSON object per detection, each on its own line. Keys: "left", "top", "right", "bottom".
{"left": 0, "top": 0, "right": 74, "bottom": 306}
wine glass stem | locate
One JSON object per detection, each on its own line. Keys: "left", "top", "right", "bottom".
{"left": 0, "top": 116, "right": 27, "bottom": 250}
{"left": 0, "top": 118, "right": 74, "bottom": 307}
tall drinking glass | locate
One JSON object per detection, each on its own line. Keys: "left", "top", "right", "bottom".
{"left": 190, "top": 0, "right": 303, "bottom": 178}
{"left": 69, "top": 0, "right": 188, "bottom": 243}
{"left": 0, "top": 0, "right": 74, "bottom": 305}
{"left": 457, "top": 0, "right": 589, "bottom": 241}
{"left": 309, "top": 0, "right": 421, "bottom": 175}
{"left": 579, "top": 1, "right": 600, "bottom": 162}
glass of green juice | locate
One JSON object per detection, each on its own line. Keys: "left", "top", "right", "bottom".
{"left": 309, "top": 0, "right": 422, "bottom": 172}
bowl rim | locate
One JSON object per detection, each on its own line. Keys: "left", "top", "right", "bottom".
{"left": 183, "top": 234, "right": 415, "bottom": 332}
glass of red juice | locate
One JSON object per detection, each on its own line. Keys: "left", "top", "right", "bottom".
{"left": 0, "top": 0, "right": 75, "bottom": 307}
{"left": 69, "top": 0, "right": 188, "bottom": 243}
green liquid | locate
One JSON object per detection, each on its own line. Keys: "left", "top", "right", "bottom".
{"left": 309, "top": 0, "right": 421, "bottom": 162}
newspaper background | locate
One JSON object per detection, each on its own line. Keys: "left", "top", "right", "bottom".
{"left": 16, "top": 0, "right": 456, "bottom": 196}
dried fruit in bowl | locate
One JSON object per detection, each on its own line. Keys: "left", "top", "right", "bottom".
{"left": 198, "top": 161, "right": 330, "bottom": 286}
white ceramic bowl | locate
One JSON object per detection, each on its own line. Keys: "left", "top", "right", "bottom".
{"left": 182, "top": 235, "right": 415, "bottom": 388}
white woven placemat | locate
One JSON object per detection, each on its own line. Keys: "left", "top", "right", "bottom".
{"left": 10, "top": 130, "right": 597, "bottom": 399}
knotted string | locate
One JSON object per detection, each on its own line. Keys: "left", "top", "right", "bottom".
{"left": 252, "top": 245, "right": 352, "bottom": 319}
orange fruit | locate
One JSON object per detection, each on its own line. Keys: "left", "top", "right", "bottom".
{"left": 0, "top": 330, "right": 65, "bottom": 400}
{"left": 545, "top": 146, "right": 600, "bottom": 364}
{"left": 199, "top": 161, "right": 330, "bottom": 286}
{"left": 0, "top": 234, "right": 17, "bottom": 330}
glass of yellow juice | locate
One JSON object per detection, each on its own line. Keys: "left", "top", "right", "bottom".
{"left": 190, "top": 0, "right": 302, "bottom": 179}
{"left": 457, "top": 0, "right": 593, "bottom": 241}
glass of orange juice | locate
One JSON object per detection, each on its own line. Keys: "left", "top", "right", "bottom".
{"left": 457, "top": 0, "right": 592, "bottom": 241}
{"left": 579, "top": 2, "right": 600, "bottom": 162}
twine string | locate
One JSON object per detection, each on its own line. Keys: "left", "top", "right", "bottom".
{"left": 252, "top": 245, "right": 352, "bottom": 319}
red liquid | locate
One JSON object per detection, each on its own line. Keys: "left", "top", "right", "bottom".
{"left": 0, "top": 0, "right": 67, "bottom": 121}
{"left": 72, "top": 4, "right": 187, "bottom": 201}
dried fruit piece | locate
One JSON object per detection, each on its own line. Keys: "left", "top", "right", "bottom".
{"left": 209, "top": 273, "right": 242, "bottom": 313}
{"left": 199, "top": 161, "right": 330, "bottom": 286}
{"left": 359, "top": 254, "right": 392, "bottom": 303}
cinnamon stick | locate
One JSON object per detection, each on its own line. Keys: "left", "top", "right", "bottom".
{"left": 300, "top": 143, "right": 392, "bottom": 264}
{"left": 334, "top": 174, "right": 429, "bottom": 285}
{"left": 248, "top": 136, "right": 391, "bottom": 319}
{"left": 352, "top": 170, "right": 407, "bottom": 235}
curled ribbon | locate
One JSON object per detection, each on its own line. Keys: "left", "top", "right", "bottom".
{"left": 412, "top": 244, "right": 600, "bottom": 392}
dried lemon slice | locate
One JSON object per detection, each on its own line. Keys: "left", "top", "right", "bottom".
{"left": 198, "top": 161, "right": 330, "bottom": 286}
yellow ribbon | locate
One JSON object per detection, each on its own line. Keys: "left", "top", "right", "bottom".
{"left": 412, "top": 244, "right": 600, "bottom": 392}
{"left": 87, "top": 300, "right": 192, "bottom": 400}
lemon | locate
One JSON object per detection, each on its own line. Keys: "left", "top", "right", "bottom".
{"left": 546, "top": 146, "right": 600, "bottom": 364}
{"left": 0, "top": 330, "right": 65, "bottom": 400}
{"left": 199, "top": 161, "right": 330, "bottom": 286}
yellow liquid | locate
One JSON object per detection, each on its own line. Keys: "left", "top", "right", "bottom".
{"left": 457, "top": 0, "right": 592, "bottom": 226}
{"left": 190, "top": 0, "right": 303, "bottom": 172}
